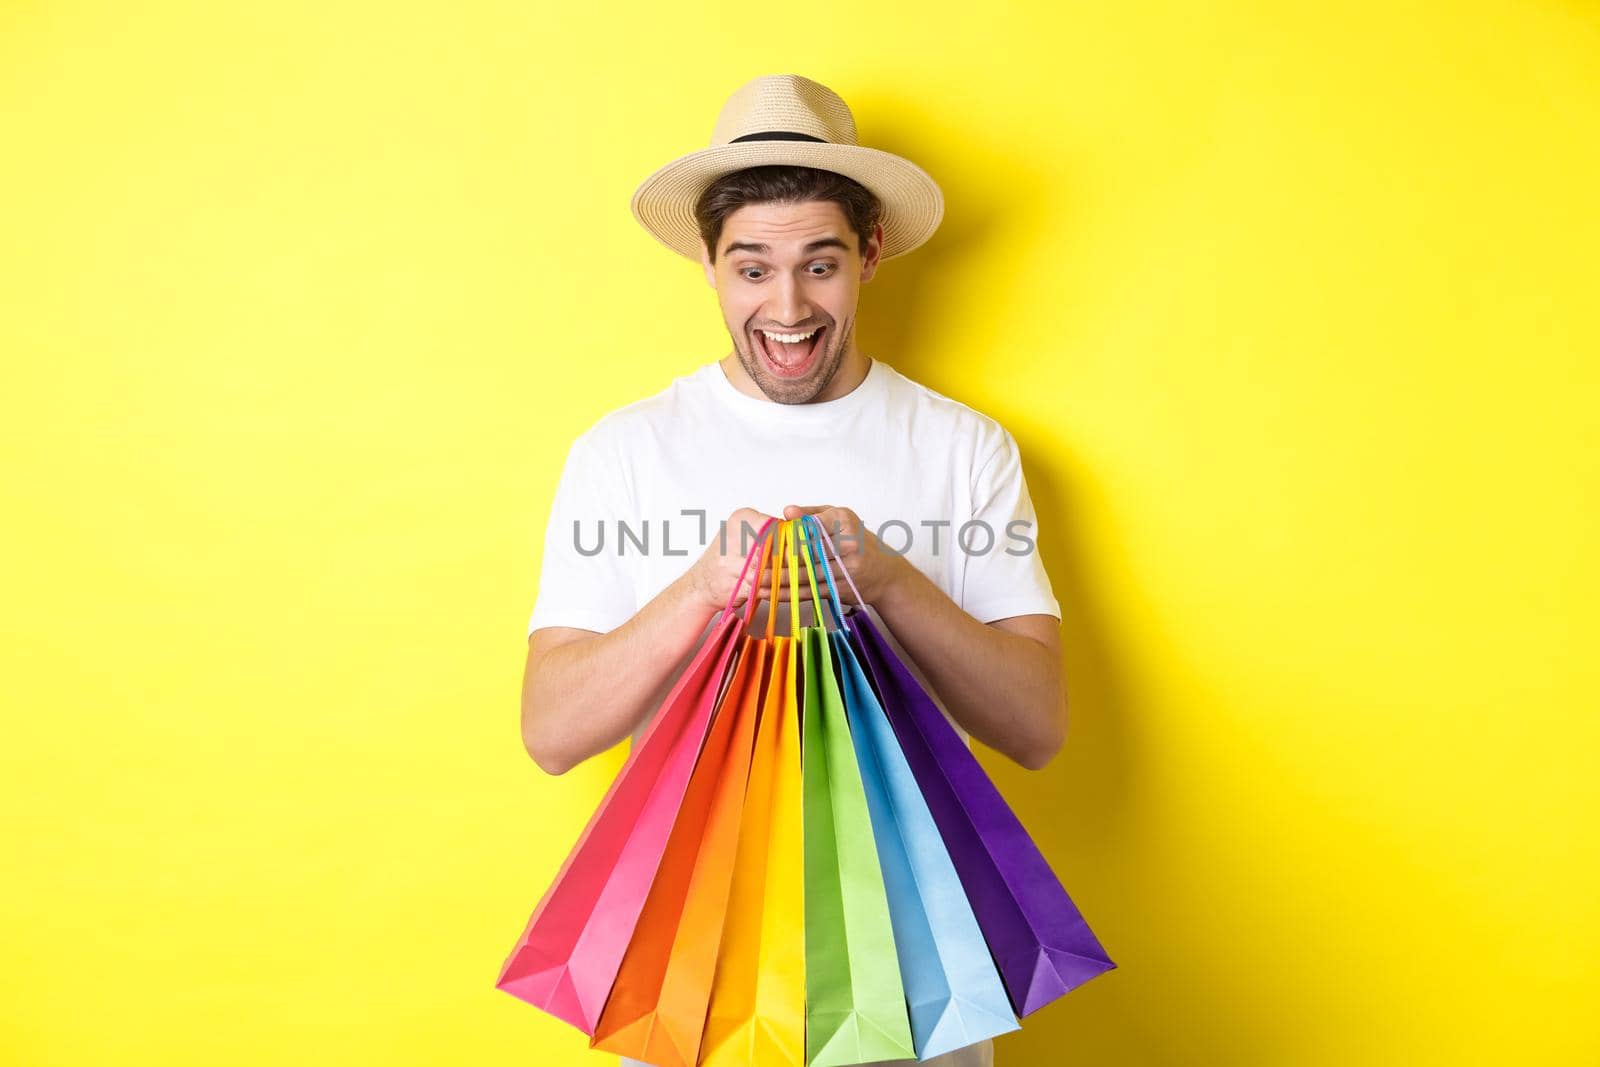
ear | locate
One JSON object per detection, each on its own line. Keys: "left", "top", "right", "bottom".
{"left": 859, "top": 222, "right": 884, "bottom": 283}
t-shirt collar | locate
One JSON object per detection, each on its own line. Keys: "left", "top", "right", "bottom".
{"left": 706, "top": 356, "right": 886, "bottom": 423}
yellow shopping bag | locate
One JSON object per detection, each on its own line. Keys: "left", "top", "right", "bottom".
{"left": 699, "top": 519, "right": 807, "bottom": 1067}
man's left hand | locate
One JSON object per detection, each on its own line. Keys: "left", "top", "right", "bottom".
{"left": 778, "top": 504, "right": 909, "bottom": 608}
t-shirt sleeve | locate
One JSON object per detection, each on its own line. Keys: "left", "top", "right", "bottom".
{"left": 957, "top": 428, "right": 1063, "bottom": 624}
{"left": 526, "top": 430, "right": 637, "bottom": 637}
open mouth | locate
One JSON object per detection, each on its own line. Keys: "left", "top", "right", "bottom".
{"left": 753, "top": 324, "right": 826, "bottom": 379}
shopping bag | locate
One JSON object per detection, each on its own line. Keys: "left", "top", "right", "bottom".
{"left": 801, "top": 516, "right": 1020, "bottom": 1058}
{"left": 797, "top": 519, "right": 916, "bottom": 1067}
{"left": 495, "top": 517, "right": 778, "bottom": 1034}
{"left": 590, "top": 624, "right": 769, "bottom": 1065}
{"left": 700, "top": 519, "right": 806, "bottom": 1067}
{"left": 807, "top": 517, "right": 1116, "bottom": 1018}
{"left": 592, "top": 521, "right": 785, "bottom": 1064}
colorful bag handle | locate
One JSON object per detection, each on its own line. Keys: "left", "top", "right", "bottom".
{"left": 795, "top": 516, "right": 839, "bottom": 633}
{"left": 801, "top": 514, "right": 867, "bottom": 632}
{"left": 745, "top": 518, "right": 803, "bottom": 639}
{"left": 764, "top": 519, "right": 785, "bottom": 641}
{"left": 737, "top": 515, "right": 869, "bottom": 636}
{"left": 793, "top": 518, "right": 844, "bottom": 633}
{"left": 721, "top": 516, "right": 779, "bottom": 621}
{"left": 740, "top": 519, "right": 777, "bottom": 630}
{"left": 785, "top": 517, "right": 803, "bottom": 636}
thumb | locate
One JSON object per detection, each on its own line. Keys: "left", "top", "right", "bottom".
{"left": 783, "top": 504, "right": 830, "bottom": 519}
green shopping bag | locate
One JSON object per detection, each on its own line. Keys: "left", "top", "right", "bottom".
{"left": 797, "top": 518, "right": 915, "bottom": 1067}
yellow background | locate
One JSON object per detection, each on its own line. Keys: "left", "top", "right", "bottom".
{"left": 3, "top": 2, "right": 1596, "bottom": 1064}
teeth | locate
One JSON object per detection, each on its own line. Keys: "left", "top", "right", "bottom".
{"left": 760, "top": 328, "right": 819, "bottom": 344}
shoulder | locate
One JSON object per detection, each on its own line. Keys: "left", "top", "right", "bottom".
{"left": 876, "top": 362, "right": 1014, "bottom": 464}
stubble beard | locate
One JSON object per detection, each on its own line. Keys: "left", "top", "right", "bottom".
{"left": 733, "top": 315, "right": 852, "bottom": 405}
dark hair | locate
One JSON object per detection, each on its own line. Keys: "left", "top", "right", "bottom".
{"left": 694, "top": 165, "right": 883, "bottom": 263}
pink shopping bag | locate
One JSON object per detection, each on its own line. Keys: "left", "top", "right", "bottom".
{"left": 496, "top": 518, "right": 778, "bottom": 1034}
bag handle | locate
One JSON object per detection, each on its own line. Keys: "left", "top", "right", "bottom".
{"left": 796, "top": 514, "right": 847, "bottom": 632}
{"left": 739, "top": 518, "right": 778, "bottom": 627}
{"left": 786, "top": 517, "right": 803, "bottom": 636}
{"left": 763, "top": 519, "right": 787, "bottom": 640}
{"left": 803, "top": 514, "right": 867, "bottom": 632}
{"left": 761, "top": 518, "right": 805, "bottom": 640}
{"left": 721, "top": 516, "right": 779, "bottom": 620}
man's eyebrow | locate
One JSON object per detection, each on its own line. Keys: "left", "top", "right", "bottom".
{"left": 722, "top": 236, "right": 852, "bottom": 257}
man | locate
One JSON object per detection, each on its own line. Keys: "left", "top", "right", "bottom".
{"left": 520, "top": 74, "right": 1065, "bottom": 1067}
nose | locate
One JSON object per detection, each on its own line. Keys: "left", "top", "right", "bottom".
{"left": 768, "top": 272, "right": 813, "bottom": 330}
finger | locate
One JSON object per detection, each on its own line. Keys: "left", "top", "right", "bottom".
{"left": 769, "top": 590, "right": 861, "bottom": 614}
{"left": 783, "top": 504, "right": 834, "bottom": 521}
{"left": 763, "top": 562, "right": 862, "bottom": 604}
{"left": 794, "top": 519, "right": 844, "bottom": 562}
{"left": 811, "top": 557, "right": 864, "bottom": 604}
{"left": 804, "top": 512, "right": 864, "bottom": 558}
{"left": 759, "top": 582, "right": 815, "bottom": 601}
{"left": 761, "top": 578, "right": 819, "bottom": 600}
{"left": 808, "top": 536, "right": 859, "bottom": 571}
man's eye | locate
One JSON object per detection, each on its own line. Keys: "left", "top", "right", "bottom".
{"left": 739, "top": 264, "right": 832, "bottom": 280}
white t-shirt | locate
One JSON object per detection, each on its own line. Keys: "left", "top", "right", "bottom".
{"left": 525, "top": 356, "right": 1055, "bottom": 1067}
{"left": 528, "top": 356, "right": 1059, "bottom": 636}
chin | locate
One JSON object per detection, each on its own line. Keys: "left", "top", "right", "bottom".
{"left": 747, "top": 343, "right": 837, "bottom": 404}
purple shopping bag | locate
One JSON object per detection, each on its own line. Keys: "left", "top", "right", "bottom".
{"left": 847, "top": 607, "right": 1117, "bottom": 1016}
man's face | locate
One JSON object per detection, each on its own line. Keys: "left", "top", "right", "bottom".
{"left": 702, "top": 199, "right": 881, "bottom": 404}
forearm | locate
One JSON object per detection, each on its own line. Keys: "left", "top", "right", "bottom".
{"left": 523, "top": 570, "right": 718, "bottom": 774}
{"left": 872, "top": 560, "right": 1063, "bottom": 769}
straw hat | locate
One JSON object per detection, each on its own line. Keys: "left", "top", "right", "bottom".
{"left": 630, "top": 74, "right": 945, "bottom": 263}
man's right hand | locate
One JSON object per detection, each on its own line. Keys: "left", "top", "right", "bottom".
{"left": 527, "top": 506, "right": 783, "bottom": 775}
{"left": 687, "top": 507, "right": 780, "bottom": 612}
